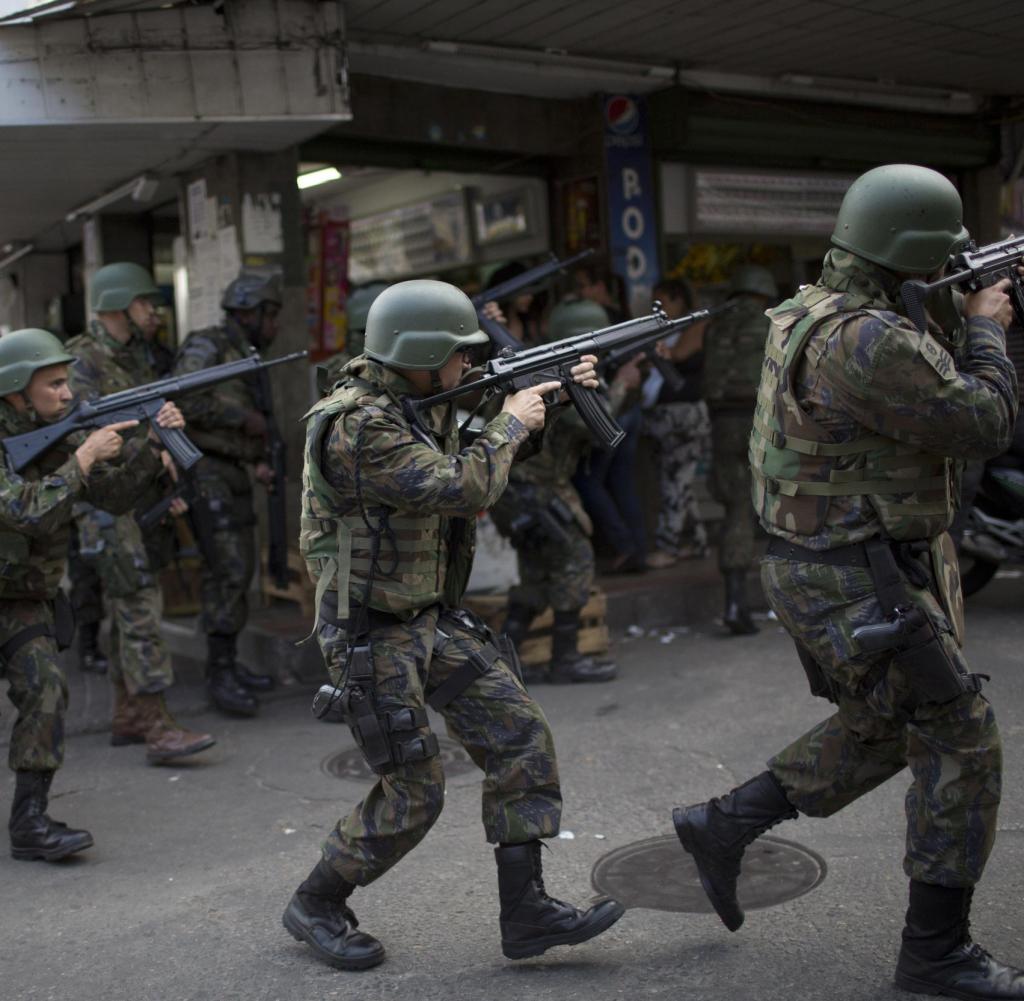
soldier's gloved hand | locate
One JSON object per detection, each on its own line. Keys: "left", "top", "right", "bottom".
{"left": 965, "top": 277, "right": 1013, "bottom": 330}
{"left": 243, "top": 409, "right": 268, "bottom": 439}
{"left": 254, "top": 460, "right": 276, "bottom": 490}
{"left": 75, "top": 420, "right": 139, "bottom": 476}
{"left": 502, "top": 380, "right": 563, "bottom": 432}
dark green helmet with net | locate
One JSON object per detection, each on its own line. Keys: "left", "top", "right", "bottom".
{"left": 221, "top": 271, "right": 283, "bottom": 311}
{"left": 546, "top": 298, "right": 609, "bottom": 342}
{"left": 831, "top": 164, "right": 968, "bottom": 275}
{"left": 364, "top": 280, "right": 488, "bottom": 370}
{"left": 728, "top": 265, "right": 778, "bottom": 299}
{"left": 91, "top": 262, "right": 162, "bottom": 312}
{"left": 0, "top": 328, "right": 74, "bottom": 395}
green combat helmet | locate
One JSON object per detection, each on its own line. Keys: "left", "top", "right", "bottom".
{"left": 364, "top": 280, "right": 488, "bottom": 370}
{"left": 831, "top": 164, "right": 969, "bottom": 275}
{"left": 0, "top": 328, "right": 75, "bottom": 395}
{"left": 345, "top": 282, "right": 389, "bottom": 359}
{"left": 729, "top": 265, "right": 778, "bottom": 300}
{"left": 546, "top": 298, "right": 609, "bottom": 342}
{"left": 91, "top": 261, "right": 162, "bottom": 312}
{"left": 222, "top": 271, "right": 283, "bottom": 311}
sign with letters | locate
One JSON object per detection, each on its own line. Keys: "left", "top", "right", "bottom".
{"left": 603, "top": 94, "right": 660, "bottom": 317}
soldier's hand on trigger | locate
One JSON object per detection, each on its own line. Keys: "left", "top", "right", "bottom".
{"left": 243, "top": 409, "right": 268, "bottom": 439}
{"left": 75, "top": 420, "right": 139, "bottom": 476}
{"left": 965, "top": 276, "right": 1015, "bottom": 331}
{"left": 502, "top": 380, "right": 563, "bottom": 432}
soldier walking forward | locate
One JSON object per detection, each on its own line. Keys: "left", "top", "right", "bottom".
{"left": 671, "top": 165, "right": 1024, "bottom": 998}
{"left": 67, "top": 262, "right": 215, "bottom": 764}
{"left": 0, "top": 329, "right": 187, "bottom": 859}
{"left": 283, "top": 280, "right": 624, "bottom": 969}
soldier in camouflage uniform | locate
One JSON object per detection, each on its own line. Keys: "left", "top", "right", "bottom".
{"left": 0, "top": 328, "right": 187, "bottom": 859}
{"left": 282, "top": 280, "right": 623, "bottom": 970}
{"left": 492, "top": 298, "right": 635, "bottom": 684}
{"left": 67, "top": 262, "right": 215, "bottom": 764}
{"left": 703, "top": 265, "right": 778, "bottom": 635}
{"left": 172, "top": 272, "right": 282, "bottom": 717}
{"left": 315, "top": 282, "right": 388, "bottom": 396}
{"left": 671, "top": 165, "right": 1024, "bottom": 999}
{"left": 68, "top": 309, "right": 176, "bottom": 675}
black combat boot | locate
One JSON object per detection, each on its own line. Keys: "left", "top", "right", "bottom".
{"left": 672, "top": 770, "right": 797, "bottom": 931}
{"left": 895, "top": 881, "right": 1024, "bottom": 998}
{"left": 78, "top": 620, "right": 108, "bottom": 674}
{"left": 216, "top": 632, "right": 275, "bottom": 691}
{"left": 503, "top": 603, "right": 545, "bottom": 685}
{"left": 495, "top": 841, "right": 624, "bottom": 959}
{"left": 548, "top": 610, "right": 617, "bottom": 684}
{"left": 282, "top": 859, "right": 385, "bottom": 970}
{"left": 722, "top": 570, "right": 759, "bottom": 636}
{"left": 9, "top": 770, "right": 94, "bottom": 862}
{"left": 206, "top": 634, "right": 259, "bottom": 717}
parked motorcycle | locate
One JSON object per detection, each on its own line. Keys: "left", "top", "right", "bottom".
{"left": 957, "top": 461, "right": 1024, "bottom": 596}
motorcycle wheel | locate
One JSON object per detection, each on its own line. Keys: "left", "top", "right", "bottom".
{"left": 959, "top": 554, "right": 1001, "bottom": 596}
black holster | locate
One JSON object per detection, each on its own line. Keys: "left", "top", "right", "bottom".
{"left": 794, "top": 641, "right": 837, "bottom": 703}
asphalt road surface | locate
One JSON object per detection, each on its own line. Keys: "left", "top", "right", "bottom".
{"left": 2, "top": 578, "right": 1023, "bottom": 1001}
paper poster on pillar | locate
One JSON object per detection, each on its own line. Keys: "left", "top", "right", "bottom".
{"left": 603, "top": 94, "right": 661, "bottom": 317}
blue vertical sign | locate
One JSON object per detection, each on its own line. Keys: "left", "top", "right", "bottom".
{"left": 603, "top": 94, "right": 660, "bottom": 317}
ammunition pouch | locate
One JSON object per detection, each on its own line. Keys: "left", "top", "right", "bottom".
{"left": 426, "top": 607, "right": 507, "bottom": 709}
{"left": 312, "top": 630, "right": 439, "bottom": 774}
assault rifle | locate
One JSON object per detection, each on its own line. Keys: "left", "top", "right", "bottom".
{"left": 901, "top": 234, "right": 1024, "bottom": 333}
{"left": 408, "top": 304, "right": 724, "bottom": 450}
{"left": 2, "top": 351, "right": 308, "bottom": 474}
{"left": 473, "top": 249, "right": 687, "bottom": 394}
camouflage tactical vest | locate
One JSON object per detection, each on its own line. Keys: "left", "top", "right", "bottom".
{"left": 0, "top": 405, "right": 77, "bottom": 600}
{"left": 750, "top": 286, "right": 954, "bottom": 540}
{"left": 703, "top": 296, "right": 769, "bottom": 407}
{"left": 300, "top": 375, "right": 467, "bottom": 625}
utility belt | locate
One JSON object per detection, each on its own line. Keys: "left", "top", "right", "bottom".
{"left": 310, "top": 596, "right": 522, "bottom": 775}
{"left": 0, "top": 591, "right": 75, "bottom": 671}
{"left": 767, "top": 536, "right": 984, "bottom": 707}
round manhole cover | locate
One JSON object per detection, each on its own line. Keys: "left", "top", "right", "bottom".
{"left": 321, "top": 737, "right": 476, "bottom": 781}
{"left": 591, "top": 834, "right": 826, "bottom": 913}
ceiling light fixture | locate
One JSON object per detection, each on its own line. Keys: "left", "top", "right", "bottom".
{"left": 297, "top": 167, "right": 343, "bottom": 190}
{"left": 65, "top": 173, "right": 160, "bottom": 224}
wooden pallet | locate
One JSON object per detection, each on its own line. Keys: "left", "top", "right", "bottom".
{"left": 464, "top": 588, "right": 608, "bottom": 666}
{"left": 260, "top": 547, "right": 315, "bottom": 619}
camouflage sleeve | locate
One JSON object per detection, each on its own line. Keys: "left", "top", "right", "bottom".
{"left": 82, "top": 443, "right": 162, "bottom": 514}
{"left": 823, "top": 312, "right": 1018, "bottom": 459}
{"left": 0, "top": 455, "right": 85, "bottom": 536}
{"left": 327, "top": 407, "right": 530, "bottom": 516}
{"left": 172, "top": 336, "right": 249, "bottom": 430}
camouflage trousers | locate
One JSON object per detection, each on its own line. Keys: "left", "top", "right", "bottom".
{"left": 72, "top": 506, "right": 173, "bottom": 695}
{"left": 191, "top": 457, "right": 256, "bottom": 638}
{"left": 510, "top": 515, "right": 594, "bottom": 615}
{"left": 0, "top": 600, "right": 66, "bottom": 772}
{"left": 763, "top": 555, "right": 1001, "bottom": 887}
{"left": 317, "top": 601, "right": 562, "bottom": 886}
{"left": 643, "top": 401, "right": 712, "bottom": 554}
{"left": 709, "top": 409, "right": 758, "bottom": 572}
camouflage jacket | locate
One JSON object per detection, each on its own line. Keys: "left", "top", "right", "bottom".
{"left": 703, "top": 294, "right": 769, "bottom": 408}
{"left": 173, "top": 318, "right": 266, "bottom": 464}
{"left": 303, "top": 357, "right": 529, "bottom": 618}
{"left": 754, "top": 249, "right": 1018, "bottom": 550}
{"left": 0, "top": 400, "right": 161, "bottom": 600}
